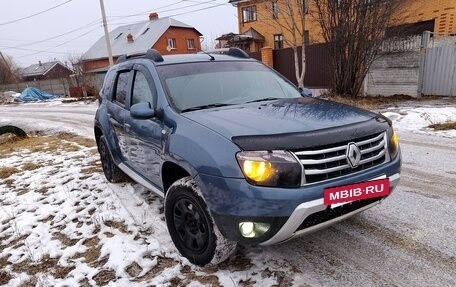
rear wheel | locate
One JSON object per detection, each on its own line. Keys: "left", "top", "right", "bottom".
{"left": 165, "top": 177, "right": 237, "bottom": 266}
{"left": 98, "top": 135, "right": 128, "bottom": 183}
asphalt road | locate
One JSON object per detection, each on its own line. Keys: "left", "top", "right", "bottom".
{"left": 1, "top": 103, "right": 455, "bottom": 286}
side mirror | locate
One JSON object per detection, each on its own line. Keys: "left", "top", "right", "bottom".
{"left": 299, "top": 87, "right": 312, "bottom": 97}
{"left": 130, "top": 102, "right": 155, "bottom": 119}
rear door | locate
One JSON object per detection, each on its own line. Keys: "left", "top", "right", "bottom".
{"left": 124, "top": 64, "right": 163, "bottom": 188}
{"left": 106, "top": 68, "right": 133, "bottom": 160}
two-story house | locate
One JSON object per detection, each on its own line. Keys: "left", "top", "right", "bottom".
{"left": 229, "top": 0, "right": 456, "bottom": 52}
{"left": 81, "top": 13, "right": 202, "bottom": 72}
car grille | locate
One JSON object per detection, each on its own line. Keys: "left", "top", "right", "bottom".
{"left": 296, "top": 197, "right": 383, "bottom": 232}
{"left": 293, "top": 132, "right": 388, "bottom": 184}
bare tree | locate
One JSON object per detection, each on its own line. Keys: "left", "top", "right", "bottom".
{"left": 262, "top": 0, "right": 308, "bottom": 87}
{"left": 67, "top": 54, "right": 99, "bottom": 98}
{"left": 0, "top": 52, "right": 20, "bottom": 84}
{"left": 312, "top": 0, "right": 401, "bottom": 97}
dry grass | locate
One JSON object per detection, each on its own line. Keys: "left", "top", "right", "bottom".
{"left": 80, "top": 166, "right": 103, "bottom": 174}
{"left": 0, "top": 167, "right": 20, "bottom": 179}
{"left": 72, "top": 236, "right": 102, "bottom": 265}
{"left": 322, "top": 94, "right": 416, "bottom": 110}
{"left": 52, "top": 232, "right": 80, "bottom": 247}
{"left": 429, "top": 122, "right": 456, "bottom": 131}
{"left": 103, "top": 220, "right": 130, "bottom": 234}
{"left": 21, "top": 162, "right": 42, "bottom": 171}
{"left": 12, "top": 255, "right": 59, "bottom": 275}
{"left": 93, "top": 269, "right": 116, "bottom": 286}
{"left": 321, "top": 94, "right": 455, "bottom": 110}
{"left": 0, "top": 133, "right": 94, "bottom": 158}
{"left": 135, "top": 256, "right": 176, "bottom": 282}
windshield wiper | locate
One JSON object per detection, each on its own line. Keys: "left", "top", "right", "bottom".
{"left": 181, "top": 103, "right": 232, "bottom": 112}
{"left": 245, "top": 97, "right": 280, "bottom": 104}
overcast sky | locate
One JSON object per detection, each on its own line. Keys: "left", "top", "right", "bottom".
{"left": 0, "top": 0, "right": 238, "bottom": 68}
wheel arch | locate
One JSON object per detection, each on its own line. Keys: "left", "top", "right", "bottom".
{"left": 161, "top": 161, "right": 192, "bottom": 194}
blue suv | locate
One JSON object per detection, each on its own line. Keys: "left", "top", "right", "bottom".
{"left": 94, "top": 48, "right": 401, "bottom": 266}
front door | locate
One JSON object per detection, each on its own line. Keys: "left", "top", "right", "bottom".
{"left": 124, "top": 65, "right": 163, "bottom": 188}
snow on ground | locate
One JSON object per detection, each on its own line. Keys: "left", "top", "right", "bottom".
{"left": 0, "top": 134, "right": 293, "bottom": 286}
{"left": 0, "top": 100, "right": 455, "bottom": 286}
{"left": 382, "top": 106, "right": 456, "bottom": 138}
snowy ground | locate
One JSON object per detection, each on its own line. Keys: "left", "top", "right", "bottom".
{"left": 0, "top": 100, "right": 455, "bottom": 286}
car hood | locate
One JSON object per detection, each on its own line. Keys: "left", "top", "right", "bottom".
{"left": 182, "top": 97, "right": 388, "bottom": 150}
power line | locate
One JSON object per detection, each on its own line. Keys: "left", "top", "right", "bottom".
{"left": 16, "top": 26, "right": 101, "bottom": 59}
{"left": 1, "top": 19, "right": 102, "bottom": 50}
{"left": 109, "top": 1, "right": 229, "bottom": 26}
{"left": 0, "top": 0, "right": 73, "bottom": 26}
{"left": 107, "top": 0, "right": 226, "bottom": 24}
{"left": 108, "top": 1, "right": 186, "bottom": 19}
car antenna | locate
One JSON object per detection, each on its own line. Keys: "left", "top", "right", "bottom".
{"left": 200, "top": 50, "right": 215, "bottom": 61}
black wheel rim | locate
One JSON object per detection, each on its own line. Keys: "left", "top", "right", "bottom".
{"left": 172, "top": 196, "right": 209, "bottom": 253}
{"left": 99, "top": 141, "right": 112, "bottom": 179}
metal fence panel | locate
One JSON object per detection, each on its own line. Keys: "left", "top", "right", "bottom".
{"left": 422, "top": 45, "right": 456, "bottom": 96}
{"left": 272, "top": 43, "right": 332, "bottom": 88}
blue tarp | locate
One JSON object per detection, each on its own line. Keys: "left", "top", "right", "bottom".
{"left": 15, "top": 87, "right": 56, "bottom": 102}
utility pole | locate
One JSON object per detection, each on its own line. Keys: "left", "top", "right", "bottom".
{"left": 99, "top": 0, "right": 114, "bottom": 66}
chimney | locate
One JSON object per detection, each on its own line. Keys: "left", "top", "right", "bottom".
{"left": 38, "top": 60, "right": 42, "bottom": 66}
{"left": 127, "top": 33, "right": 134, "bottom": 43}
{"left": 149, "top": 12, "right": 158, "bottom": 21}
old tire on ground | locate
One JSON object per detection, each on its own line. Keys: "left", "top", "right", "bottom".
{"left": 165, "top": 177, "right": 237, "bottom": 266}
{"left": 98, "top": 135, "right": 128, "bottom": 183}
{"left": 0, "top": 125, "right": 27, "bottom": 138}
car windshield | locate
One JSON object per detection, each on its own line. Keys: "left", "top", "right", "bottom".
{"left": 156, "top": 61, "right": 301, "bottom": 112}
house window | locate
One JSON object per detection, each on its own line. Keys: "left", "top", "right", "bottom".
{"left": 242, "top": 6, "right": 257, "bottom": 23}
{"left": 274, "top": 34, "right": 283, "bottom": 49}
{"left": 272, "top": 1, "right": 279, "bottom": 19}
{"left": 167, "top": 38, "right": 176, "bottom": 49}
{"left": 187, "top": 39, "right": 195, "bottom": 50}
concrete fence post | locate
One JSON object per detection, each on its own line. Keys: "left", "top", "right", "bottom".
{"left": 417, "top": 30, "right": 431, "bottom": 97}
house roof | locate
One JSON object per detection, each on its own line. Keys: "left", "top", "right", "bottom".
{"left": 83, "top": 17, "right": 202, "bottom": 61}
{"left": 21, "top": 61, "right": 72, "bottom": 77}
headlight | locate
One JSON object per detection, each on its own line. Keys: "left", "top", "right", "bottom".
{"left": 236, "top": 151, "right": 301, "bottom": 187}
{"left": 387, "top": 127, "right": 399, "bottom": 160}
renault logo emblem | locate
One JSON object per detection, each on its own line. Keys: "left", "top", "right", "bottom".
{"left": 346, "top": 142, "right": 361, "bottom": 168}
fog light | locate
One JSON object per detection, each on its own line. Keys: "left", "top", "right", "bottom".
{"left": 239, "top": 222, "right": 271, "bottom": 238}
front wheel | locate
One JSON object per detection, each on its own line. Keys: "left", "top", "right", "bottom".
{"left": 164, "top": 177, "right": 237, "bottom": 266}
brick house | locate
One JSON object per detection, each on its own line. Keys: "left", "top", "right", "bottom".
{"left": 20, "top": 61, "right": 73, "bottom": 81}
{"left": 81, "top": 13, "right": 202, "bottom": 72}
{"left": 229, "top": 0, "right": 456, "bottom": 52}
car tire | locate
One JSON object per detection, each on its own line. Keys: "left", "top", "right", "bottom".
{"left": 165, "top": 177, "right": 237, "bottom": 266}
{"left": 98, "top": 135, "right": 128, "bottom": 183}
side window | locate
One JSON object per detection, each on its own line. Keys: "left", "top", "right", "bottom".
{"left": 131, "top": 71, "right": 155, "bottom": 106}
{"left": 115, "top": 71, "right": 130, "bottom": 106}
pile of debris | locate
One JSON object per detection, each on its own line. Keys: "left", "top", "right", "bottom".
{"left": 0, "top": 91, "right": 20, "bottom": 103}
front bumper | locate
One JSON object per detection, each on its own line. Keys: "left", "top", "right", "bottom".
{"left": 260, "top": 173, "right": 400, "bottom": 245}
{"left": 196, "top": 154, "right": 401, "bottom": 244}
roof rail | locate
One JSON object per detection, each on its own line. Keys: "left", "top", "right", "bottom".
{"left": 228, "top": 47, "right": 250, "bottom": 59}
{"left": 145, "top": 49, "right": 164, "bottom": 62}
{"left": 116, "top": 49, "right": 164, "bottom": 64}
{"left": 200, "top": 47, "right": 250, "bottom": 59}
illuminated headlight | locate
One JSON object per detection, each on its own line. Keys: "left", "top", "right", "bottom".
{"left": 387, "top": 127, "right": 399, "bottom": 159}
{"left": 239, "top": 222, "right": 270, "bottom": 238}
{"left": 236, "top": 151, "right": 301, "bottom": 187}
